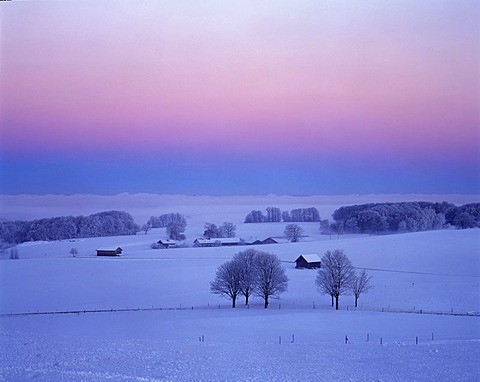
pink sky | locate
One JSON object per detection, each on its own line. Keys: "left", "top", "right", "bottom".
{"left": 1, "top": 1, "right": 479, "bottom": 194}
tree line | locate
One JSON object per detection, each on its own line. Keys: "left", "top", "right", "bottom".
{"left": 328, "top": 202, "right": 480, "bottom": 234}
{"left": 211, "top": 248, "right": 372, "bottom": 309}
{"left": 0, "top": 211, "right": 139, "bottom": 244}
{"left": 245, "top": 207, "right": 321, "bottom": 223}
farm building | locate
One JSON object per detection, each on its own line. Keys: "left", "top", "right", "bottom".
{"left": 157, "top": 239, "right": 177, "bottom": 249}
{"left": 96, "top": 247, "right": 122, "bottom": 257}
{"left": 194, "top": 238, "right": 242, "bottom": 247}
{"left": 246, "top": 237, "right": 289, "bottom": 245}
{"left": 295, "top": 254, "right": 321, "bottom": 269}
{"left": 262, "top": 237, "right": 279, "bottom": 244}
{"left": 246, "top": 239, "right": 264, "bottom": 245}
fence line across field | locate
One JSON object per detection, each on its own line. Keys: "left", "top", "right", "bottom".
{"left": 1, "top": 301, "right": 478, "bottom": 318}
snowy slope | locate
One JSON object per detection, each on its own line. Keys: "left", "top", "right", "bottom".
{"left": 1, "top": 194, "right": 479, "bottom": 381}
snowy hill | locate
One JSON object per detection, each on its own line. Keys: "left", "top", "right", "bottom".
{"left": 1, "top": 194, "right": 479, "bottom": 381}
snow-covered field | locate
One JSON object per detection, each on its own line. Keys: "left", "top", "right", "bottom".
{"left": 1, "top": 194, "right": 479, "bottom": 381}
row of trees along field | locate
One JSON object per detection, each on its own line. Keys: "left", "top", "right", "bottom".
{"left": 0, "top": 211, "right": 139, "bottom": 244}
{"left": 245, "top": 207, "right": 321, "bottom": 223}
{"left": 211, "top": 249, "right": 372, "bottom": 309}
{"left": 328, "top": 202, "right": 480, "bottom": 234}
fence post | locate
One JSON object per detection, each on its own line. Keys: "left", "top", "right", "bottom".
{"left": 279, "top": 336, "right": 282, "bottom": 345}
{"left": 380, "top": 337, "right": 383, "bottom": 345}
{"left": 431, "top": 333, "right": 434, "bottom": 341}
{"left": 366, "top": 333, "right": 369, "bottom": 342}
{"left": 292, "top": 334, "right": 295, "bottom": 343}
{"left": 416, "top": 336, "right": 418, "bottom": 345}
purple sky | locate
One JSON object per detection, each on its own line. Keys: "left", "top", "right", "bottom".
{"left": 1, "top": 1, "right": 479, "bottom": 195}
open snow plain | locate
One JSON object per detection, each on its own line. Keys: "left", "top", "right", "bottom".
{"left": 1, "top": 194, "right": 479, "bottom": 381}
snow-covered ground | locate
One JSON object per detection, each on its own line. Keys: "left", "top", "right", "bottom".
{"left": 1, "top": 194, "right": 479, "bottom": 381}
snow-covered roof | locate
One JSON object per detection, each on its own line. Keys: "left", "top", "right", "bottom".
{"left": 297, "top": 254, "right": 321, "bottom": 263}
{"left": 195, "top": 238, "right": 241, "bottom": 244}
{"left": 158, "top": 240, "right": 177, "bottom": 244}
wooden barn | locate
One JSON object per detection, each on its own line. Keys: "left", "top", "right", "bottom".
{"left": 96, "top": 247, "right": 122, "bottom": 257}
{"left": 262, "top": 237, "right": 279, "bottom": 244}
{"left": 157, "top": 239, "right": 177, "bottom": 249}
{"left": 295, "top": 254, "right": 321, "bottom": 269}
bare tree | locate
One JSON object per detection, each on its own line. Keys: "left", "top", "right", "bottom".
{"left": 10, "top": 246, "right": 19, "bottom": 260}
{"left": 284, "top": 224, "right": 304, "bottom": 242}
{"left": 70, "top": 248, "right": 78, "bottom": 257}
{"left": 141, "top": 223, "right": 151, "bottom": 235}
{"left": 253, "top": 252, "right": 288, "bottom": 308}
{"left": 220, "top": 222, "right": 236, "bottom": 238}
{"left": 233, "top": 249, "right": 258, "bottom": 305}
{"left": 351, "top": 269, "right": 373, "bottom": 307}
{"left": 316, "top": 249, "right": 355, "bottom": 310}
{"left": 210, "top": 260, "right": 242, "bottom": 308}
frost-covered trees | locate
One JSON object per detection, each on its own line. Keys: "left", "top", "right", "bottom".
{"left": 284, "top": 224, "right": 304, "bottom": 242}
{"left": 351, "top": 269, "right": 373, "bottom": 307}
{"left": 204, "top": 222, "right": 236, "bottom": 239}
{"left": 147, "top": 213, "right": 186, "bottom": 229}
{"left": 0, "top": 211, "right": 139, "bottom": 244}
{"left": 220, "top": 222, "right": 236, "bottom": 238}
{"left": 266, "top": 207, "right": 282, "bottom": 223}
{"left": 166, "top": 220, "right": 187, "bottom": 240}
{"left": 331, "top": 202, "right": 466, "bottom": 234}
{"left": 244, "top": 210, "right": 265, "bottom": 223}
{"left": 210, "top": 260, "right": 243, "bottom": 308}
{"left": 210, "top": 250, "right": 288, "bottom": 308}
{"left": 245, "top": 207, "right": 320, "bottom": 223}
{"left": 253, "top": 252, "right": 288, "bottom": 308}
{"left": 203, "top": 223, "right": 221, "bottom": 239}
{"left": 316, "top": 250, "right": 355, "bottom": 310}
{"left": 233, "top": 249, "right": 257, "bottom": 305}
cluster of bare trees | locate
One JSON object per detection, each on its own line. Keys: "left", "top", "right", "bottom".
{"left": 210, "top": 249, "right": 288, "bottom": 308}
{"left": 316, "top": 249, "right": 373, "bottom": 309}
{"left": 203, "top": 222, "right": 236, "bottom": 239}
{"left": 211, "top": 248, "right": 372, "bottom": 310}
{"left": 245, "top": 207, "right": 321, "bottom": 223}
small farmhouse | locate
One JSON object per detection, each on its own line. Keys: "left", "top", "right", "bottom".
{"left": 157, "top": 239, "right": 177, "bottom": 249}
{"left": 295, "top": 254, "right": 321, "bottom": 269}
{"left": 246, "top": 239, "right": 264, "bottom": 245}
{"left": 96, "top": 247, "right": 122, "bottom": 257}
{"left": 194, "top": 238, "right": 241, "bottom": 247}
{"left": 262, "top": 237, "right": 279, "bottom": 244}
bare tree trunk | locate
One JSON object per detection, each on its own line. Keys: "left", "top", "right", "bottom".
{"left": 331, "top": 294, "right": 334, "bottom": 307}
{"left": 232, "top": 295, "right": 236, "bottom": 308}
{"left": 354, "top": 295, "right": 358, "bottom": 308}
{"left": 245, "top": 290, "right": 249, "bottom": 305}
{"left": 264, "top": 294, "right": 269, "bottom": 308}
{"left": 335, "top": 296, "right": 339, "bottom": 310}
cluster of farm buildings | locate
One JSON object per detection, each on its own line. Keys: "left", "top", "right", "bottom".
{"left": 95, "top": 240, "right": 322, "bottom": 269}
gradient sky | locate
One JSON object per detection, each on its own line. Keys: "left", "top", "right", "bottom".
{"left": 1, "top": 1, "right": 479, "bottom": 195}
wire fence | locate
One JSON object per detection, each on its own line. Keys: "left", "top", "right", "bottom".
{"left": 1, "top": 301, "right": 478, "bottom": 318}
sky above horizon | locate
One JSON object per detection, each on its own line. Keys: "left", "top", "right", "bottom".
{"left": 1, "top": 1, "right": 479, "bottom": 195}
